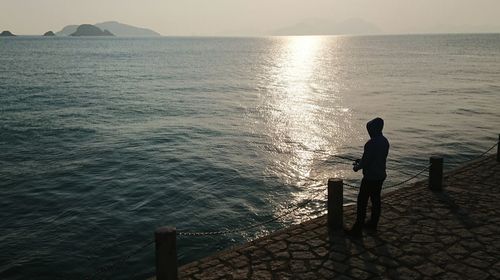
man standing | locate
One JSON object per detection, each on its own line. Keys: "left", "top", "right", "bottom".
{"left": 346, "top": 117, "right": 390, "bottom": 237}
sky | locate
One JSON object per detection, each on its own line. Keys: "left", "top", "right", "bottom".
{"left": 1, "top": 0, "right": 500, "bottom": 36}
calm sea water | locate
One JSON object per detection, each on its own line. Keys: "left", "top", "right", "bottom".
{"left": 1, "top": 34, "right": 499, "bottom": 279}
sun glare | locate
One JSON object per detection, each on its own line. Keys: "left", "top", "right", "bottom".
{"left": 268, "top": 36, "right": 326, "bottom": 183}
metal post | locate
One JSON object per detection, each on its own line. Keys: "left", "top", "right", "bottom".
{"left": 155, "top": 227, "right": 178, "bottom": 280}
{"left": 328, "top": 178, "right": 343, "bottom": 230}
{"left": 429, "top": 156, "right": 443, "bottom": 191}
{"left": 497, "top": 134, "right": 500, "bottom": 163}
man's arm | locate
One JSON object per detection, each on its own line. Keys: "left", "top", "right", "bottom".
{"left": 354, "top": 141, "right": 373, "bottom": 172}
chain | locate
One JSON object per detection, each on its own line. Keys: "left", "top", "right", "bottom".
{"left": 343, "top": 182, "right": 358, "bottom": 188}
{"left": 383, "top": 165, "right": 430, "bottom": 190}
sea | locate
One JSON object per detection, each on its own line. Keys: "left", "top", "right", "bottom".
{"left": 1, "top": 34, "right": 499, "bottom": 280}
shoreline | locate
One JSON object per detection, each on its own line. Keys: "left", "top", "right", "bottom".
{"left": 150, "top": 154, "right": 499, "bottom": 279}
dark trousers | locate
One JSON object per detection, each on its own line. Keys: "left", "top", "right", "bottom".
{"left": 354, "top": 178, "right": 385, "bottom": 229}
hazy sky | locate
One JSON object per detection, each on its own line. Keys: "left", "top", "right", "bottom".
{"left": 2, "top": 0, "right": 500, "bottom": 35}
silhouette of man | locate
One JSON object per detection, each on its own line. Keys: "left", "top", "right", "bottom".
{"left": 346, "top": 117, "right": 389, "bottom": 237}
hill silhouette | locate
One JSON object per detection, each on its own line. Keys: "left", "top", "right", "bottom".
{"left": 57, "top": 21, "right": 160, "bottom": 37}
{"left": 96, "top": 21, "right": 161, "bottom": 36}
{"left": 0, "top": 31, "right": 16, "bottom": 36}
{"left": 70, "top": 24, "right": 114, "bottom": 36}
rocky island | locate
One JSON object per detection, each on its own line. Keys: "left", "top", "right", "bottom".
{"left": 0, "top": 30, "right": 16, "bottom": 36}
{"left": 70, "top": 24, "right": 114, "bottom": 36}
{"left": 43, "top": 31, "right": 56, "bottom": 36}
{"left": 57, "top": 21, "right": 160, "bottom": 37}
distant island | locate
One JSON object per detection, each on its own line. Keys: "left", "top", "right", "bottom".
{"left": 43, "top": 31, "right": 56, "bottom": 36}
{"left": 0, "top": 30, "right": 16, "bottom": 37}
{"left": 57, "top": 21, "right": 161, "bottom": 37}
{"left": 70, "top": 24, "right": 114, "bottom": 36}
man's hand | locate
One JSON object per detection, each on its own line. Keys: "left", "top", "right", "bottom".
{"left": 352, "top": 159, "right": 361, "bottom": 172}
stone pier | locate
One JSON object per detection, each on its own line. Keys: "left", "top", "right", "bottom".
{"left": 153, "top": 155, "right": 500, "bottom": 279}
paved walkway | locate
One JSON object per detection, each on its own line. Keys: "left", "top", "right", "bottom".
{"left": 170, "top": 155, "right": 500, "bottom": 279}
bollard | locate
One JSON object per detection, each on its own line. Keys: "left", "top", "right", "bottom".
{"left": 497, "top": 134, "right": 500, "bottom": 163}
{"left": 429, "top": 156, "right": 443, "bottom": 191}
{"left": 155, "top": 227, "right": 178, "bottom": 280}
{"left": 328, "top": 178, "right": 343, "bottom": 230}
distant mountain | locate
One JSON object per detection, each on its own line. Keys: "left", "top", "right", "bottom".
{"left": 0, "top": 30, "right": 16, "bottom": 36}
{"left": 56, "top": 25, "right": 78, "bottom": 36}
{"left": 43, "top": 31, "right": 56, "bottom": 36}
{"left": 273, "top": 18, "right": 381, "bottom": 36}
{"left": 95, "top": 21, "right": 161, "bottom": 37}
{"left": 57, "top": 21, "right": 160, "bottom": 37}
{"left": 70, "top": 24, "right": 114, "bottom": 36}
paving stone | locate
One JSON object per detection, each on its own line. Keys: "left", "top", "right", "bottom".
{"left": 231, "top": 269, "right": 249, "bottom": 280}
{"left": 488, "top": 269, "right": 500, "bottom": 279}
{"left": 346, "top": 268, "right": 371, "bottom": 279}
{"left": 460, "top": 239, "right": 483, "bottom": 251}
{"left": 387, "top": 267, "right": 422, "bottom": 280}
{"left": 309, "top": 258, "right": 323, "bottom": 270}
{"left": 199, "top": 259, "right": 221, "bottom": 269}
{"left": 307, "top": 238, "right": 327, "bottom": 248}
{"left": 273, "top": 251, "right": 290, "bottom": 259}
{"left": 415, "top": 262, "right": 445, "bottom": 277}
{"left": 435, "top": 271, "right": 463, "bottom": 280}
{"left": 318, "top": 267, "right": 335, "bottom": 278}
{"left": 470, "top": 251, "right": 497, "bottom": 264}
{"left": 251, "top": 269, "right": 272, "bottom": 279}
{"left": 289, "top": 260, "right": 308, "bottom": 273}
{"left": 291, "top": 250, "right": 316, "bottom": 259}
{"left": 271, "top": 233, "right": 290, "bottom": 241}
{"left": 400, "top": 254, "right": 425, "bottom": 266}
{"left": 439, "top": 235, "right": 459, "bottom": 245}
{"left": 465, "top": 257, "right": 491, "bottom": 269}
{"left": 329, "top": 251, "right": 348, "bottom": 262}
{"left": 412, "top": 234, "right": 436, "bottom": 243}
{"left": 333, "top": 276, "right": 355, "bottom": 280}
{"left": 266, "top": 241, "right": 287, "bottom": 253}
{"left": 287, "top": 235, "right": 305, "bottom": 243}
{"left": 447, "top": 244, "right": 468, "bottom": 256}
{"left": 227, "top": 254, "right": 249, "bottom": 268}
{"left": 323, "top": 259, "right": 349, "bottom": 274}
{"left": 311, "top": 246, "right": 329, "bottom": 258}
{"left": 378, "top": 256, "right": 399, "bottom": 268}
{"left": 428, "top": 251, "right": 453, "bottom": 267}
{"left": 275, "top": 272, "right": 294, "bottom": 280}
{"left": 269, "top": 260, "right": 287, "bottom": 271}
{"left": 445, "top": 263, "right": 490, "bottom": 280}
{"left": 296, "top": 272, "right": 318, "bottom": 280}
{"left": 289, "top": 243, "right": 309, "bottom": 251}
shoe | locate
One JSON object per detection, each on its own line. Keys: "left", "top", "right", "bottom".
{"left": 344, "top": 227, "right": 362, "bottom": 238}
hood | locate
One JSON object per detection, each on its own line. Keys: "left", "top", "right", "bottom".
{"left": 366, "top": 117, "right": 384, "bottom": 138}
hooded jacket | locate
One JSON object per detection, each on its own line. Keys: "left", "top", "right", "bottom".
{"left": 358, "top": 118, "right": 390, "bottom": 180}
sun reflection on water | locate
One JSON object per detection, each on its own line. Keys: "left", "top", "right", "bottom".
{"left": 274, "top": 37, "right": 325, "bottom": 178}
{"left": 260, "top": 36, "right": 353, "bottom": 222}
